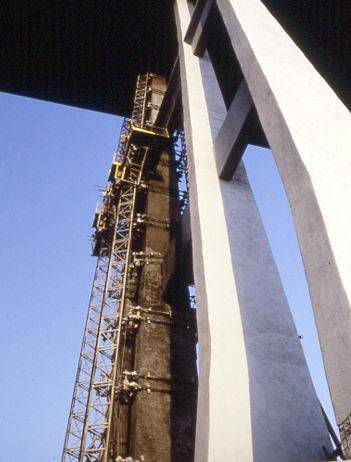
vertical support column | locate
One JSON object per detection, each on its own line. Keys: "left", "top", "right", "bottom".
{"left": 175, "top": 1, "right": 331, "bottom": 460}
{"left": 130, "top": 149, "right": 174, "bottom": 462}
{"left": 130, "top": 146, "right": 197, "bottom": 462}
{"left": 112, "top": 75, "right": 197, "bottom": 462}
{"left": 216, "top": 0, "right": 351, "bottom": 454}
{"left": 176, "top": 3, "right": 253, "bottom": 461}
{"left": 131, "top": 180, "right": 172, "bottom": 461}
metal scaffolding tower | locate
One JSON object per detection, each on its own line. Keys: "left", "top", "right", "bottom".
{"left": 62, "top": 73, "right": 197, "bottom": 462}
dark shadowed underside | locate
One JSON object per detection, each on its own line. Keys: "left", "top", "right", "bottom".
{"left": 0, "top": 0, "right": 350, "bottom": 116}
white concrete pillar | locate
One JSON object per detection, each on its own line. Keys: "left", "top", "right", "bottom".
{"left": 216, "top": 0, "right": 351, "bottom": 451}
{"left": 176, "top": 3, "right": 252, "bottom": 460}
{"left": 175, "top": 1, "right": 331, "bottom": 460}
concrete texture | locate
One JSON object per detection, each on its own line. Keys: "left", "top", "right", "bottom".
{"left": 214, "top": 79, "right": 252, "bottom": 179}
{"left": 176, "top": 5, "right": 252, "bottom": 459}
{"left": 189, "top": 0, "right": 214, "bottom": 57}
{"left": 217, "top": 0, "right": 351, "bottom": 433}
{"left": 130, "top": 148, "right": 197, "bottom": 462}
{"left": 175, "top": 1, "right": 332, "bottom": 460}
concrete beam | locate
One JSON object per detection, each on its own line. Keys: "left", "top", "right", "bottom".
{"left": 184, "top": 0, "right": 214, "bottom": 57}
{"left": 217, "top": 0, "right": 351, "bottom": 451}
{"left": 175, "top": 1, "right": 331, "bottom": 460}
{"left": 214, "top": 79, "right": 252, "bottom": 180}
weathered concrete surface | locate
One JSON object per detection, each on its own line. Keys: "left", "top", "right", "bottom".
{"left": 189, "top": 0, "right": 214, "bottom": 57}
{"left": 127, "top": 76, "right": 174, "bottom": 460}
{"left": 175, "top": 1, "right": 331, "bottom": 460}
{"left": 176, "top": 3, "right": 252, "bottom": 460}
{"left": 217, "top": 0, "right": 351, "bottom": 434}
{"left": 214, "top": 79, "right": 252, "bottom": 179}
{"left": 130, "top": 147, "right": 197, "bottom": 460}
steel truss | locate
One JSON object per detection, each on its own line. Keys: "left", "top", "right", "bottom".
{"left": 62, "top": 254, "right": 110, "bottom": 461}
{"left": 62, "top": 114, "right": 149, "bottom": 461}
{"left": 63, "top": 76, "right": 192, "bottom": 462}
{"left": 80, "top": 182, "right": 137, "bottom": 462}
{"left": 131, "top": 73, "right": 167, "bottom": 135}
{"left": 115, "top": 118, "right": 131, "bottom": 162}
{"left": 131, "top": 74, "right": 148, "bottom": 129}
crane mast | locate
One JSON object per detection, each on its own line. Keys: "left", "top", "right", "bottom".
{"left": 62, "top": 73, "right": 197, "bottom": 462}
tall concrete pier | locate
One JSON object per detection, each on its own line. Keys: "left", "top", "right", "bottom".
{"left": 177, "top": 1, "right": 351, "bottom": 459}
{"left": 2, "top": 1, "right": 351, "bottom": 460}
{"left": 176, "top": 2, "right": 332, "bottom": 460}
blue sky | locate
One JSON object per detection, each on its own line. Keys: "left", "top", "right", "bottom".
{"left": 0, "top": 92, "right": 334, "bottom": 461}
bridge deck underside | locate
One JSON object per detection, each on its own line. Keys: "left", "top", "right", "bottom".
{"left": 0, "top": 0, "right": 350, "bottom": 115}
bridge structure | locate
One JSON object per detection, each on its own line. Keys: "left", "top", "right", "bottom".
{"left": 2, "top": 1, "right": 351, "bottom": 461}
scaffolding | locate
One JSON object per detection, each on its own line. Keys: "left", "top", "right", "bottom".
{"left": 62, "top": 119, "right": 140, "bottom": 462}
{"left": 172, "top": 130, "right": 189, "bottom": 215}
{"left": 62, "top": 73, "right": 190, "bottom": 462}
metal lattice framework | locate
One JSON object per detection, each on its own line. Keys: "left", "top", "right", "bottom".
{"left": 80, "top": 182, "right": 137, "bottom": 461}
{"left": 62, "top": 74, "right": 191, "bottom": 462}
{"left": 115, "top": 119, "right": 131, "bottom": 163}
{"left": 131, "top": 73, "right": 167, "bottom": 136}
{"left": 62, "top": 254, "right": 110, "bottom": 461}
{"left": 131, "top": 75, "right": 148, "bottom": 129}
{"left": 62, "top": 110, "right": 150, "bottom": 460}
